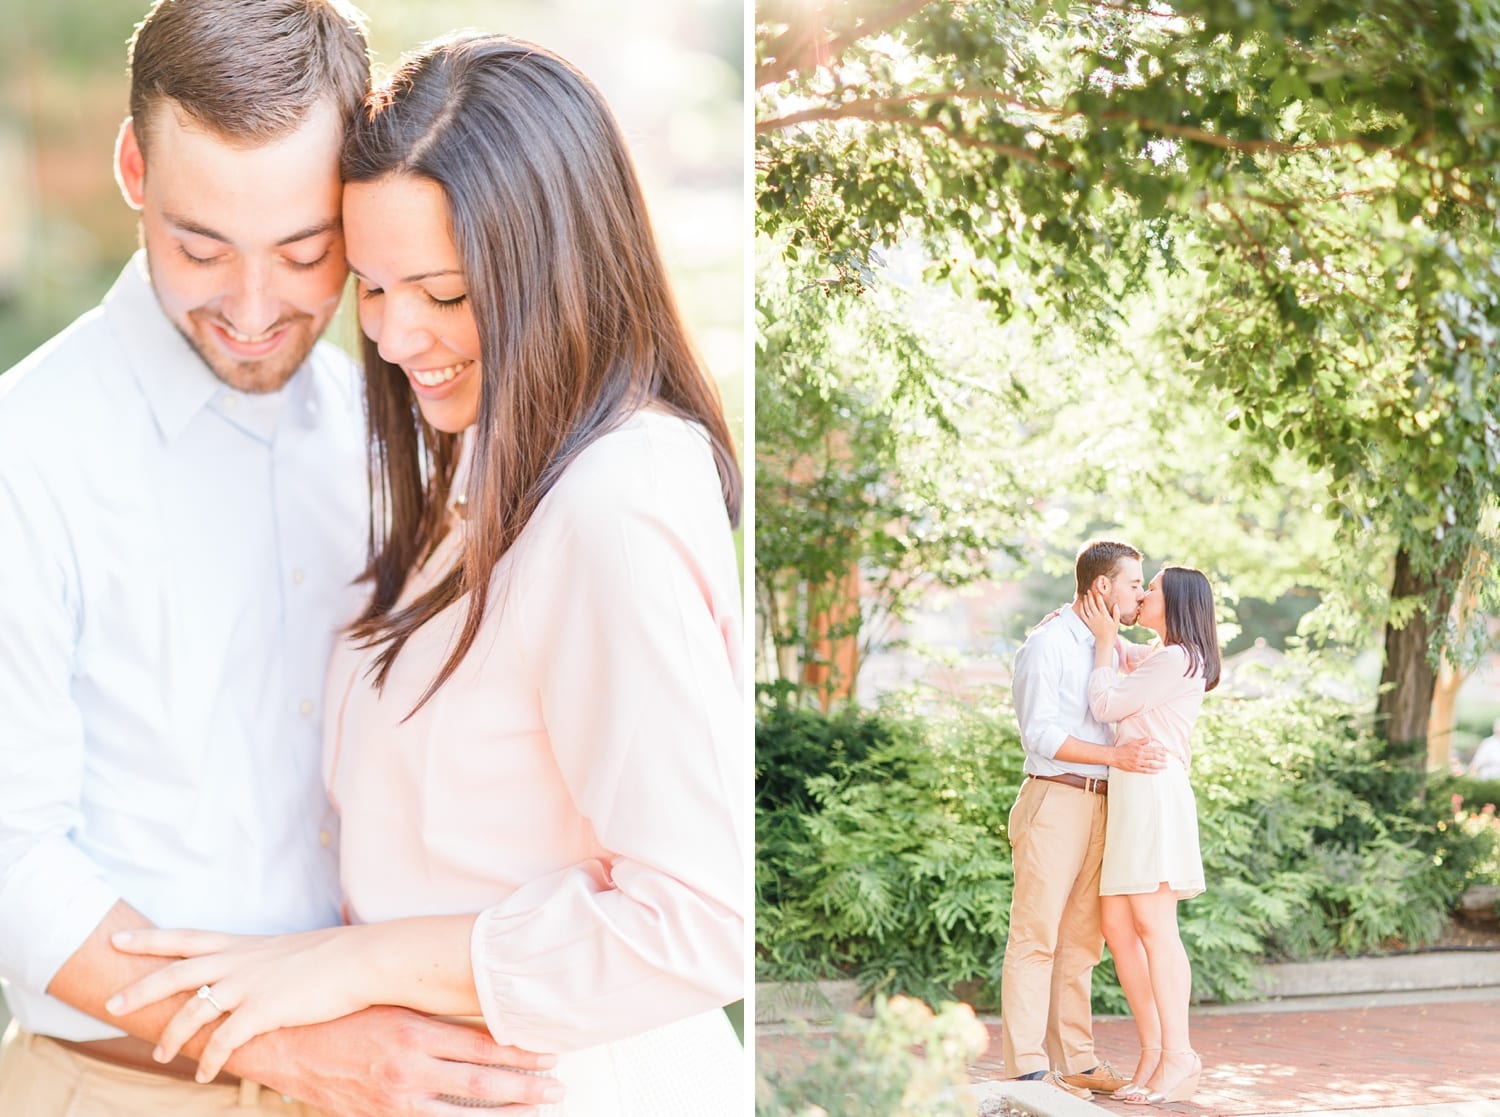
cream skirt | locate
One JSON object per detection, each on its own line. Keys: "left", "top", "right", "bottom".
{"left": 1100, "top": 762, "right": 1205, "bottom": 899}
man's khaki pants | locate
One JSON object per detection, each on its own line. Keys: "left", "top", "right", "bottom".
{"left": 0, "top": 1024, "right": 327, "bottom": 1116}
{"left": 998, "top": 777, "right": 1107, "bottom": 1077}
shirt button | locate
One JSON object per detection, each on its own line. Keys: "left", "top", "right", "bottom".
{"left": 300, "top": 700, "right": 314, "bottom": 716}
{"left": 292, "top": 568, "right": 305, "bottom": 585}
{"left": 318, "top": 829, "right": 332, "bottom": 847}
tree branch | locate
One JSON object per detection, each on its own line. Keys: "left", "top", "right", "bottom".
{"left": 757, "top": 0, "right": 938, "bottom": 88}
{"left": 758, "top": 86, "right": 1390, "bottom": 160}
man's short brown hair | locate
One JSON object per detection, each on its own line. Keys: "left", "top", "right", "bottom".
{"left": 1074, "top": 538, "right": 1142, "bottom": 596}
{"left": 128, "top": 0, "right": 370, "bottom": 155}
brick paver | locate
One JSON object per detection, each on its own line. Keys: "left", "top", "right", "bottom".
{"left": 760, "top": 992, "right": 1500, "bottom": 1115}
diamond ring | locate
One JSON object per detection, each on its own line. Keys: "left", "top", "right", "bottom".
{"left": 196, "top": 984, "right": 226, "bottom": 1014}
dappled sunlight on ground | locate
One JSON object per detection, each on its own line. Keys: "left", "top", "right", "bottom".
{"left": 761, "top": 993, "right": 1500, "bottom": 1116}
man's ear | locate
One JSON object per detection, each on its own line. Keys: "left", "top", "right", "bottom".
{"left": 115, "top": 118, "right": 146, "bottom": 210}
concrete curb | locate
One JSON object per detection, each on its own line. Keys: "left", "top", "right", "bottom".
{"left": 965, "top": 1080, "right": 1100, "bottom": 1116}
{"left": 755, "top": 949, "right": 1500, "bottom": 1025}
{"left": 1253, "top": 950, "right": 1500, "bottom": 997}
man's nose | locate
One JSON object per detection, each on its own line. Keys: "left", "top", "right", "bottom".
{"left": 222, "top": 262, "right": 280, "bottom": 337}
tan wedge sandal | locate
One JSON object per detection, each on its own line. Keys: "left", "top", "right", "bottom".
{"left": 1146, "top": 1049, "right": 1202, "bottom": 1104}
{"left": 1112, "top": 1047, "right": 1160, "bottom": 1102}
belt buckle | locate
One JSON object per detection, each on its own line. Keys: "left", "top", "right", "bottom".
{"left": 1084, "top": 776, "right": 1102, "bottom": 794}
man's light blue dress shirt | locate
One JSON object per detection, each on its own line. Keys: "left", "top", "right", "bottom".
{"left": 0, "top": 253, "right": 369, "bottom": 1040}
{"left": 1011, "top": 607, "right": 1116, "bottom": 780}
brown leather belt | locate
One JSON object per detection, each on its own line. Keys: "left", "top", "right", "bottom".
{"left": 52, "top": 1036, "right": 241, "bottom": 1086}
{"left": 1030, "top": 772, "right": 1108, "bottom": 796}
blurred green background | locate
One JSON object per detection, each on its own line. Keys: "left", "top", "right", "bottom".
{"left": 0, "top": 0, "right": 743, "bottom": 1040}
{"left": 0, "top": 0, "right": 745, "bottom": 416}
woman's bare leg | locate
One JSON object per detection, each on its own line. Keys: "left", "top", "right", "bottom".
{"left": 1101, "top": 893, "right": 1160, "bottom": 1084}
{"left": 1129, "top": 884, "right": 1194, "bottom": 1092}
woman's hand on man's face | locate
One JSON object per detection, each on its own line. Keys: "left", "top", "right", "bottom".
{"left": 1079, "top": 588, "right": 1120, "bottom": 642}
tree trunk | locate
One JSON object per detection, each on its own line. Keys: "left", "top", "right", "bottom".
{"left": 1428, "top": 658, "right": 1464, "bottom": 774}
{"left": 1376, "top": 546, "right": 1453, "bottom": 757}
{"left": 801, "top": 563, "right": 862, "bottom": 711}
{"left": 1424, "top": 543, "right": 1486, "bottom": 772}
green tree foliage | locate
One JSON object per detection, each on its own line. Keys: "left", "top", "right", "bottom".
{"left": 756, "top": 0, "right": 1500, "bottom": 745}
{"left": 756, "top": 251, "right": 1036, "bottom": 700}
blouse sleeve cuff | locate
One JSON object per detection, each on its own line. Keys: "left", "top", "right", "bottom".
{"left": 470, "top": 861, "right": 616, "bottom": 1051}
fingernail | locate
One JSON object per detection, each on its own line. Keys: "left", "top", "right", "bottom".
{"left": 543, "top": 1084, "right": 565, "bottom": 1103}
{"left": 152, "top": 1046, "right": 167, "bottom": 1063}
{"left": 196, "top": 1069, "right": 212, "bottom": 1084}
{"left": 112, "top": 931, "right": 132, "bottom": 946}
{"left": 104, "top": 996, "right": 123, "bottom": 1015}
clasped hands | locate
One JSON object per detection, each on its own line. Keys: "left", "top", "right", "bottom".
{"left": 105, "top": 926, "right": 555, "bottom": 1089}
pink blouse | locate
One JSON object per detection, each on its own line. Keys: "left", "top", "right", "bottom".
{"left": 1087, "top": 643, "right": 1205, "bottom": 768}
{"left": 321, "top": 411, "right": 745, "bottom": 1053}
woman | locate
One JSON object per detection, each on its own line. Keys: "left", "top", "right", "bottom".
{"left": 1079, "top": 565, "right": 1219, "bottom": 1105}
{"left": 105, "top": 34, "right": 745, "bottom": 1111}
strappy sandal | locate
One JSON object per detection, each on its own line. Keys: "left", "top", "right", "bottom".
{"left": 1113, "top": 1046, "right": 1160, "bottom": 1103}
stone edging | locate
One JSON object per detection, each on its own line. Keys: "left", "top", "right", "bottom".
{"left": 755, "top": 949, "right": 1500, "bottom": 1025}
{"left": 968, "top": 1080, "right": 1099, "bottom": 1117}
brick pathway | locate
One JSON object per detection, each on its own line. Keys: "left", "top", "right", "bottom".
{"left": 761, "top": 991, "right": 1500, "bottom": 1114}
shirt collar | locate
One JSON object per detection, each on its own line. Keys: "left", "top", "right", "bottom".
{"left": 102, "top": 253, "right": 221, "bottom": 444}
{"left": 1056, "top": 605, "right": 1095, "bottom": 645}
{"left": 102, "top": 251, "right": 315, "bottom": 446}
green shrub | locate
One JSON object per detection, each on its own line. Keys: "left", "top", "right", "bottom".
{"left": 756, "top": 692, "right": 1023, "bottom": 1005}
{"left": 755, "top": 996, "right": 989, "bottom": 1117}
{"left": 757, "top": 682, "right": 1500, "bottom": 1011}
{"left": 1435, "top": 774, "right": 1500, "bottom": 814}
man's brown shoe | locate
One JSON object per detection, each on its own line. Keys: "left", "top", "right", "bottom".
{"left": 1040, "top": 1070, "right": 1092, "bottom": 1099}
{"left": 1062, "top": 1059, "right": 1130, "bottom": 1095}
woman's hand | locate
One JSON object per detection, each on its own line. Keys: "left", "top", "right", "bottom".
{"left": 1079, "top": 590, "right": 1121, "bottom": 645}
{"left": 107, "top": 926, "right": 380, "bottom": 1083}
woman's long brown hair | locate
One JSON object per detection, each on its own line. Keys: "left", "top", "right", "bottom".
{"left": 1162, "top": 565, "right": 1221, "bottom": 692}
{"left": 342, "top": 34, "right": 741, "bottom": 715}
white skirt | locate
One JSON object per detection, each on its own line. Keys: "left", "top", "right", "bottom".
{"left": 1101, "top": 762, "right": 1205, "bottom": 899}
{"left": 478, "top": 1009, "right": 745, "bottom": 1115}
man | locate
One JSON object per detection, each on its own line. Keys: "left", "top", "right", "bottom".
{"left": 0, "top": 2, "right": 557, "bottom": 1112}
{"left": 999, "top": 538, "right": 1167, "bottom": 1099}
{"left": 1468, "top": 718, "right": 1500, "bottom": 781}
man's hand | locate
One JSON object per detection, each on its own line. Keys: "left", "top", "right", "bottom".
{"left": 229, "top": 1006, "right": 563, "bottom": 1116}
{"left": 1110, "top": 735, "right": 1168, "bottom": 774}
{"left": 1027, "top": 606, "right": 1064, "bottom": 634}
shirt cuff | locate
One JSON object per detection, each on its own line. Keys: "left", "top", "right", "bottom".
{"left": 0, "top": 838, "right": 120, "bottom": 994}
{"left": 1026, "top": 723, "right": 1068, "bottom": 760}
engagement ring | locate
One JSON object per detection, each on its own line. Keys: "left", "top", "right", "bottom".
{"left": 196, "top": 984, "right": 226, "bottom": 1013}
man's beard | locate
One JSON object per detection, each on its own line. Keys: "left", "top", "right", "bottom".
{"left": 173, "top": 313, "right": 316, "bottom": 394}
